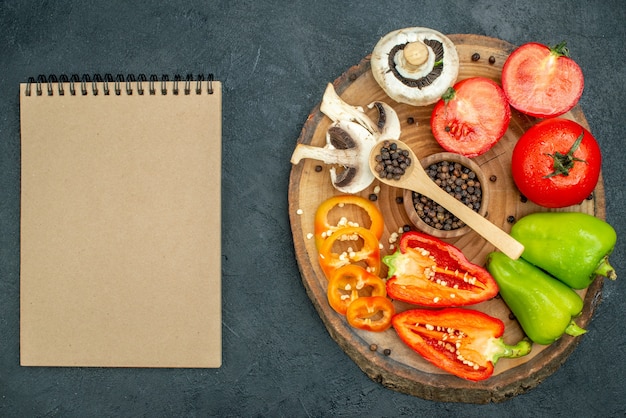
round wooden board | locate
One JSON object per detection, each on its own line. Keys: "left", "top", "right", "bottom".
{"left": 288, "top": 34, "right": 606, "bottom": 403}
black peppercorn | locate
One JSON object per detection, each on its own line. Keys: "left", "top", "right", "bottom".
{"left": 413, "top": 160, "right": 482, "bottom": 231}
{"left": 489, "top": 56, "right": 496, "bottom": 64}
{"left": 471, "top": 52, "right": 480, "bottom": 61}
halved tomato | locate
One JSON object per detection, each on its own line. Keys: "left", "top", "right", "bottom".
{"left": 430, "top": 77, "right": 511, "bottom": 157}
{"left": 501, "top": 41, "right": 584, "bottom": 118}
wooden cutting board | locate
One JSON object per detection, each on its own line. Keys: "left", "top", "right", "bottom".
{"left": 288, "top": 34, "right": 605, "bottom": 403}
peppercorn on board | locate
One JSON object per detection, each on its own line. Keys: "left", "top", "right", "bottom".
{"left": 288, "top": 34, "right": 606, "bottom": 403}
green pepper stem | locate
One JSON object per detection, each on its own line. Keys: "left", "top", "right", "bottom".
{"left": 595, "top": 256, "right": 617, "bottom": 280}
{"left": 492, "top": 338, "right": 532, "bottom": 364}
{"left": 565, "top": 320, "right": 586, "bottom": 338}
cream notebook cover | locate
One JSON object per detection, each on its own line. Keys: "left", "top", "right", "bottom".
{"left": 19, "top": 74, "right": 222, "bottom": 367}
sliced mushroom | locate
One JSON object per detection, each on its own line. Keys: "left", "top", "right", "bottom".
{"left": 290, "top": 120, "right": 376, "bottom": 193}
{"left": 320, "top": 83, "right": 379, "bottom": 134}
{"left": 371, "top": 27, "right": 459, "bottom": 106}
{"left": 367, "top": 100, "right": 401, "bottom": 141}
{"left": 290, "top": 83, "right": 401, "bottom": 193}
{"left": 319, "top": 83, "right": 401, "bottom": 140}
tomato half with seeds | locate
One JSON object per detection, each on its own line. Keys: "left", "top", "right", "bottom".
{"left": 511, "top": 118, "right": 601, "bottom": 208}
{"left": 430, "top": 77, "right": 511, "bottom": 157}
{"left": 502, "top": 41, "right": 584, "bottom": 118}
{"left": 346, "top": 296, "right": 395, "bottom": 332}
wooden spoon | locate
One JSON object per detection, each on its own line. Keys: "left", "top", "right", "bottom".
{"left": 370, "top": 139, "right": 524, "bottom": 260}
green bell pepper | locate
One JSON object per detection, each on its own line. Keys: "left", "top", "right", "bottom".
{"left": 511, "top": 212, "right": 617, "bottom": 289}
{"left": 486, "top": 252, "right": 586, "bottom": 345}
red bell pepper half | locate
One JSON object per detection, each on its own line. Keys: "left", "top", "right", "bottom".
{"left": 392, "top": 308, "right": 532, "bottom": 381}
{"left": 383, "top": 231, "right": 498, "bottom": 307}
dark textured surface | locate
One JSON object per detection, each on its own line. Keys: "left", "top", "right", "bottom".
{"left": 1, "top": 0, "right": 625, "bottom": 416}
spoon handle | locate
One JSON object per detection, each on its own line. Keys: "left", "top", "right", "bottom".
{"left": 410, "top": 175, "right": 525, "bottom": 260}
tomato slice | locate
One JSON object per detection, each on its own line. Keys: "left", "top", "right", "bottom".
{"left": 430, "top": 77, "right": 510, "bottom": 157}
{"left": 327, "top": 264, "right": 386, "bottom": 315}
{"left": 502, "top": 42, "right": 584, "bottom": 118}
{"left": 346, "top": 296, "right": 395, "bottom": 332}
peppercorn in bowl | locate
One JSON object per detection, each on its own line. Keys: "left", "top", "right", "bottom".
{"left": 403, "top": 152, "right": 489, "bottom": 239}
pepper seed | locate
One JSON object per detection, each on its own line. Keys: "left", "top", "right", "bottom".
{"left": 471, "top": 52, "right": 480, "bottom": 61}
{"left": 383, "top": 348, "right": 391, "bottom": 356}
{"left": 489, "top": 175, "right": 497, "bottom": 182}
{"left": 315, "top": 165, "right": 323, "bottom": 172}
{"left": 507, "top": 215, "right": 516, "bottom": 223}
{"left": 489, "top": 56, "right": 496, "bottom": 64}
{"left": 369, "top": 343, "right": 378, "bottom": 352}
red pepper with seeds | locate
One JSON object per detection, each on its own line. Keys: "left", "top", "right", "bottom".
{"left": 392, "top": 308, "right": 532, "bottom": 381}
{"left": 383, "top": 231, "right": 498, "bottom": 307}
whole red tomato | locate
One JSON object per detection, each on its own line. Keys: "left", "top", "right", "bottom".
{"left": 511, "top": 118, "right": 601, "bottom": 208}
{"left": 430, "top": 77, "right": 510, "bottom": 157}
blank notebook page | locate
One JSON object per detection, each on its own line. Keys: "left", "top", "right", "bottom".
{"left": 19, "top": 77, "right": 222, "bottom": 367}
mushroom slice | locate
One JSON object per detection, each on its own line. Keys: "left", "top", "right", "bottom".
{"left": 320, "top": 83, "right": 401, "bottom": 140}
{"left": 371, "top": 27, "right": 460, "bottom": 106}
{"left": 367, "top": 101, "right": 401, "bottom": 141}
{"left": 290, "top": 120, "right": 376, "bottom": 194}
{"left": 320, "top": 83, "right": 379, "bottom": 135}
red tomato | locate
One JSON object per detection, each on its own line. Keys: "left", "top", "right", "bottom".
{"left": 430, "top": 77, "right": 510, "bottom": 157}
{"left": 511, "top": 118, "right": 601, "bottom": 208}
{"left": 502, "top": 42, "right": 584, "bottom": 118}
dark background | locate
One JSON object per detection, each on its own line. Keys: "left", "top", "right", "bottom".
{"left": 1, "top": 0, "right": 625, "bottom": 416}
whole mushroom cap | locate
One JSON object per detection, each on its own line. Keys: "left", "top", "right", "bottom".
{"left": 371, "top": 27, "right": 460, "bottom": 106}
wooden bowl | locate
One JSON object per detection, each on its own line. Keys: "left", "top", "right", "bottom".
{"left": 403, "top": 152, "right": 490, "bottom": 239}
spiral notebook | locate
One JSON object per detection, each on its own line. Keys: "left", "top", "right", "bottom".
{"left": 19, "top": 74, "right": 222, "bottom": 368}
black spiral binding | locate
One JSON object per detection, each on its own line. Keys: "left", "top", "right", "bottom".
{"left": 24, "top": 73, "right": 215, "bottom": 97}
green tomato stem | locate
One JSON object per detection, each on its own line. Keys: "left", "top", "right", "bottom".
{"left": 550, "top": 41, "right": 571, "bottom": 57}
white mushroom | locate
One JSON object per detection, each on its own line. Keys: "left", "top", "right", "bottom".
{"left": 371, "top": 27, "right": 460, "bottom": 106}
{"left": 290, "top": 83, "right": 401, "bottom": 194}
{"left": 290, "top": 120, "right": 376, "bottom": 194}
